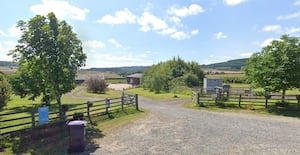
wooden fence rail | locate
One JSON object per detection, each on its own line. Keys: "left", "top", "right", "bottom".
{"left": 192, "top": 91, "right": 300, "bottom": 108}
{"left": 0, "top": 93, "right": 139, "bottom": 135}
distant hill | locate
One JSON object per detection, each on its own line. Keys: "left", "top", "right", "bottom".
{"left": 201, "top": 58, "right": 248, "bottom": 70}
{"left": 0, "top": 61, "right": 17, "bottom": 67}
{"left": 88, "top": 66, "right": 149, "bottom": 77}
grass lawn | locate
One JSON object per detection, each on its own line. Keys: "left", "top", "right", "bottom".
{"left": 1, "top": 83, "right": 145, "bottom": 154}
{"left": 81, "top": 89, "right": 122, "bottom": 99}
{"left": 125, "top": 87, "right": 191, "bottom": 100}
{"left": 1, "top": 106, "right": 146, "bottom": 154}
{"left": 184, "top": 99, "right": 300, "bottom": 118}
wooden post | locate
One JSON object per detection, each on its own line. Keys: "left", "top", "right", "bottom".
{"left": 135, "top": 94, "right": 139, "bottom": 110}
{"left": 105, "top": 99, "right": 109, "bottom": 114}
{"left": 121, "top": 91, "right": 124, "bottom": 111}
{"left": 87, "top": 101, "right": 92, "bottom": 123}
{"left": 196, "top": 92, "right": 199, "bottom": 105}
{"left": 265, "top": 95, "right": 269, "bottom": 108}
{"left": 296, "top": 95, "right": 300, "bottom": 108}
{"left": 238, "top": 94, "right": 242, "bottom": 108}
{"left": 31, "top": 111, "right": 35, "bottom": 128}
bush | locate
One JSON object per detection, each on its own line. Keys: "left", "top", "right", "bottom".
{"left": 183, "top": 73, "right": 199, "bottom": 87}
{"left": 0, "top": 74, "right": 11, "bottom": 109}
{"left": 86, "top": 76, "right": 107, "bottom": 94}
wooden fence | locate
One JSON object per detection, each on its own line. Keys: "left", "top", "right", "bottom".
{"left": 192, "top": 90, "right": 300, "bottom": 108}
{"left": 0, "top": 93, "right": 138, "bottom": 136}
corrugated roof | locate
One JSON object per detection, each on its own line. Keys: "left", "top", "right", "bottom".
{"left": 127, "top": 73, "right": 142, "bottom": 78}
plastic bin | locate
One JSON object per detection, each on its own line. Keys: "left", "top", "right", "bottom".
{"left": 67, "top": 120, "right": 87, "bottom": 153}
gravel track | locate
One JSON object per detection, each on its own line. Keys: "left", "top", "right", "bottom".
{"left": 92, "top": 97, "right": 300, "bottom": 155}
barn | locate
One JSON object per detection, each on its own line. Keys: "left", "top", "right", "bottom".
{"left": 127, "top": 73, "right": 142, "bottom": 86}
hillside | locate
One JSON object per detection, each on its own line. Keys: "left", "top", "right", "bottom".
{"left": 201, "top": 58, "right": 248, "bottom": 70}
{"left": 0, "top": 61, "right": 17, "bottom": 67}
{"left": 88, "top": 66, "right": 149, "bottom": 77}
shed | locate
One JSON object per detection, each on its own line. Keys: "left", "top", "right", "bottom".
{"left": 203, "top": 78, "right": 223, "bottom": 93}
{"left": 127, "top": 73, "right": 142, "bottom": 86}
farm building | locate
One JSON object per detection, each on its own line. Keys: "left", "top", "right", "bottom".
{"left": 127, "top": 73, "right": 142, "bottom": 86}
{"left": 203, "top": 78, "right": 223, "bottom": 93}
{"left": 75, "top": 72, "right": 105, "bottom": 84}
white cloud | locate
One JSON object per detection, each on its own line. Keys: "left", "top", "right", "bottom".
{"left": 0, "top": 29, "right": 7, "bottom": 37}
{"left": 159, "top": 28, "right": 177, "bottom": 35}
{"left": 214, "top": 32, "right": 228, "bottom": 39}
{"left": 138, "top": 12, "right": 169, "bottom": 32}
{"left": 293, "top": 0, "right": 300, "bottom": 6}
{"left": 171, "top": 31, "right": 190, "bottom": 40}
{"left": 191, "top": 29, "right": 199, "bottom": 35}
{"left": 0, "top": 25, "right": 22, "bottom": 38}
{"left": 261, "top": 25, "right": 282, "bottom": 32}
{"left": 30, "top": 0, "right": 89, "bottom": 21}
{"left": 239, "top": 52, "right": 253, "bottom": 57}
{"left": 85, "top": 52, "right": 154, "bottom": 68}
{"left": 260, "top": 38, "right": 278, "bottom": 47}
{"left": 97, "top": 8, "right": 136, "bottom": 25}
{"left": 168, "top": 4, "right": 205, "bottom": 17}
{"left": 108, "top": 39, "right": 122, "bottom": 48}
{"left": 0, "top": 41, "right": 17, "bottom": 61}
{"left": 224, "top": 0, "right": 248, "bottom": 6}
{"left": 83, "top": 40, "right": 105, "bottom": 49}
{"left": 8, "top": 24, "right": 22, "bottom": 38}
{"left": 277, "top": 11, "right": 300, "bottom": 20}
{"left": 97, "top": 7, "right": 199, "bottom": 40}
{"left": 285, "top": 27, "right": 300, "bottom": 34}
{"left": 169, "top": 16, "right": 182, "bottom": 26}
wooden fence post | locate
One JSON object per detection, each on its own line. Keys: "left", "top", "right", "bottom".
{"left": 238, "top": 94, "right": 242, "bottom": 108}
{"left": 196, "top": 92, "right": 200, "bottom": 105}
{"left": 135, "top": 94, "right": 139, "bottom": 111}
{"left": 31, "top": 111, "right": 35, "bottom": 128}
{"left": 265, "top": 95, "right": 271, "bottom": 108}
{"left": 105, "top": 98, "right": 109, "bottom": 114}
{"left": 296, "top": 95, "right": 300, "bottom": 107}
{"left": 121, "top": 91, "right": 124, "bottom": 111}
{"left": 87, "top": 101, "right": 92, "bottom": 123}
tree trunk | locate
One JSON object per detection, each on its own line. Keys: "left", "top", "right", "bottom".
{"left": 56, "top": 94, "right": 63, "bottom": 120}
{"left": 281, "top": 89, "right": 286, "bottom": 103}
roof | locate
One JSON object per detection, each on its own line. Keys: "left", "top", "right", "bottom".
{"left": 127, "top": 73, "right": 143, "bottom": 78}
{"left": 76, "top": 73, "right": 105, "bottom": 81}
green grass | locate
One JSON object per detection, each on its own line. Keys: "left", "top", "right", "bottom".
{"left": 81, "top": 89, "right": 123, "bottom": 99}
{"left": 185, "top": 99, "right": 300, "bottom": 118}
{"left": 1, "top": 84, "right": 144, "bottom": 154}
{"left": 1, "top": 106, "right": 145, "bottom": 154}
{"left": 125, "top": 87, "right": 191, "bottom": 100}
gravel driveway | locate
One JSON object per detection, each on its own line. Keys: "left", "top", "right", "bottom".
{"left": 93, "top": 97, "right": 300, "bottom": 155}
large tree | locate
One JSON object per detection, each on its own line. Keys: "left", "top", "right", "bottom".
{"left": 10, "top": 13, "right": 86, "bottom": 119}
{"left": 244, "top": 35, "right": 300, "bottom": 102}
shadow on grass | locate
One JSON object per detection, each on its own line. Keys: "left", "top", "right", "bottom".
{"left": 267, "top": 104, "right": 300, "bottom": 118}
{"left": 1, "top": 121, "right": 104, "bottom": 154}
{"left": 198, "top": 102, "right": 300, "bottom": 118}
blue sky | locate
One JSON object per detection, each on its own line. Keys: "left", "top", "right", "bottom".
{"left": 0, "top": 0, "right": 300, "bottom": 68}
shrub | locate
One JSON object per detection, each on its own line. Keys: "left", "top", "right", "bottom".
{"left": 0, "top": 74, "right": 11, "bottom": 109}
{"left": 183, "top": 73, "right": 199, "bottom": 87}
{"left": 86, "top": 76, "right": 107, "bottom": 94}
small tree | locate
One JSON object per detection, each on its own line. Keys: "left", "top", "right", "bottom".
{"left": 0, "top": 74, "right": 11, "bottom": 109}
{"left": 86, "top": 76, "right": 107, "bottom": 94}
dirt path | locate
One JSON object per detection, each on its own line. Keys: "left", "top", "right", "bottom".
{"left": 66, "top": 87, "right": 101, "bottom": 101}
{"left": 92, "top": 97, "right": 300, "bottom": 155}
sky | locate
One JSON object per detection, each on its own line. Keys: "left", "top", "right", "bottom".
{"left": 0, "top": 0, "right": 300, "bottom": 68}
